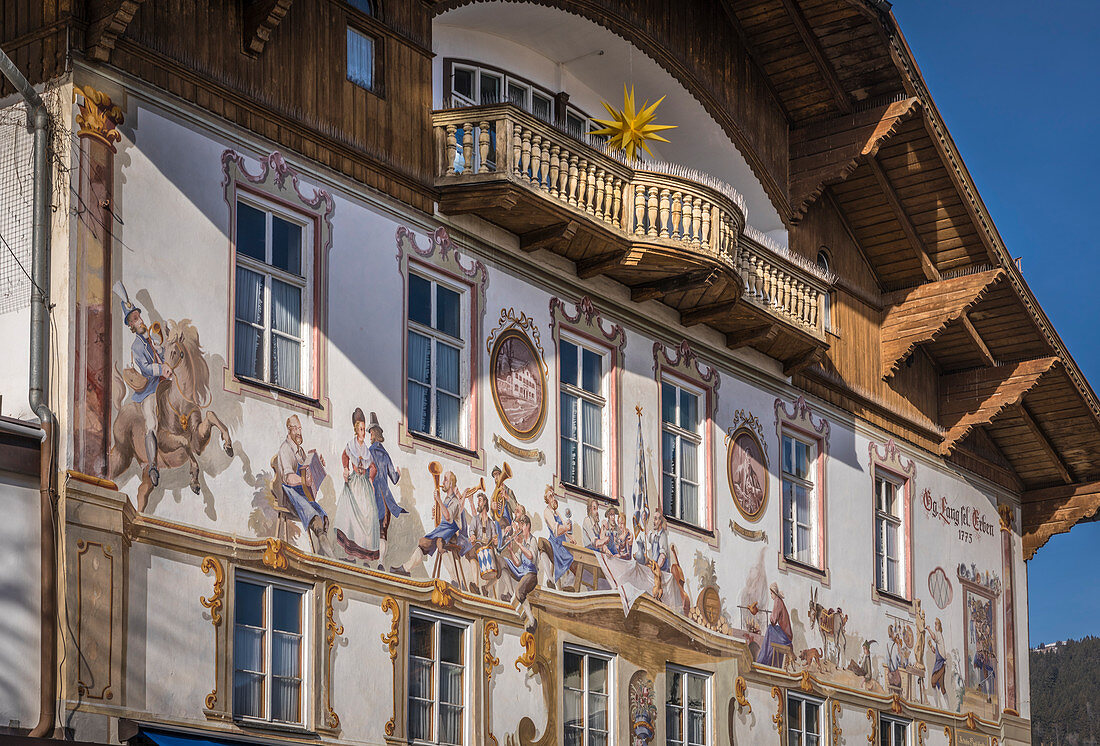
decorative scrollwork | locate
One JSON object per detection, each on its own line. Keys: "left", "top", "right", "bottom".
{"left": 866, "top": 709, "right": 876, "bottom": 744}
{"left": 944, "top": 725, "right": 954, "bottom": 746}
{"left": 381, "top": 597, "right": 400, "bottom": 737}
{"left": 771, "top": 687, "right": 783, "bottom": 740}
{"left": 917, "top": 721, "right": 927, "bottom": 746}
{"left": 324, "top": 584, "right": 344, "bottom": 730}
{"left": 431, "top": 579, "right": 454, "bottom": 608}
{"left": 734, "top": 676, "right": 752, "bottom": 714}
{"left": 799, "top": 670, "right": 815, "bottom": 693}
{"left": 199, "top": 556, "right": 224, "bottom": 626}
{"left": 483, "top": 621, "right": 500, "bottom": 679}
{"left": 262, "top": 538, "right": 288, "bottom": 570}
{"left": 890, "top": 693, "right": 903, "bottom": 714}
{"left": 515, "top": 631, "right": 536, "bottom": 672}
{"left": 831, "top": 700, "right": 842, "bottom": 746}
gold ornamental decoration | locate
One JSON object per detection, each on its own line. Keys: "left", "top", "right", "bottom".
{"left": 515, "top": 631, "right": 536, "bottom": 672}
{"left": 831, "top": 700, "right": 842, "bottom": 746}
{"left": 865, "top": 709, "right": 877, "bottom": 744}
{"left": 262, "top": 538, "right": 289, "bottom": 570}
{"left": 324, "top": 584, "right": 344, "bottom": 730}
{"left": 591, "top": 85, "right": 676, "bottom": 160}
{"left": 380, "top": 596, "right": 401, "bottom": 737}
{"left": 734, "top": 676, "right": 751, "bottom": 714}
{"left": 200, "top": 556, "right": 224, "bottom": 710}
{"left": 771, "top": 687, "right": 784, "bottom": 741}
{"left": 917, "top": 722, "right": 928, "bottom": 746}
{"left": 74, "top": 86, "right": 125, "bottom": 151}
{"left": 483, "top": 621, "right": 500, "bottom": 678}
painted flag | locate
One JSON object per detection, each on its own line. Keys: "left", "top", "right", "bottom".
{"left": 631, "top": 410, "right": 649, "bottom": 534}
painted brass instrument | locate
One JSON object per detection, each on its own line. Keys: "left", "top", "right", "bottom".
{"left": 489, "top": 461, "right": 512, "bottom": 523}
{"left": 428, "top": 461, "right": 443, "bottom": 524}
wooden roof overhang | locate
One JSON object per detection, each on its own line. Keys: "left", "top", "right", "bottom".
{"left": 724, "top": 0, "right": 1100, "bottom": 557}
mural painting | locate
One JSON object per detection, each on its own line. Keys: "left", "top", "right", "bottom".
{"left": 488, "top": 309, "right": 548, "bottom": 441}
{"left": 726, "top": 410, "right": 768, "bottom": 521}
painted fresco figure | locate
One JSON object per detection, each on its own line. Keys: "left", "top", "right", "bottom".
{"left": 885, "top": 624, "right": 906, "bottom": 694}
{"left": 332, "top": 408, "right": 380, "bottom": 564}
{"left": 633, "top": 512, "right": 670, "bottom": 572}
{"left": 466, "top": 492, "right": 500, "bottom": 596}
{"left": 582, "top": 498, "right": 610, "bottom": 551}
{"left": 116, "top": 282, "right": 172, "bottom": 487}
{"left": 500, "top": 512, "right": 538, "bottom": 630}
{"left": 732, "top": 448, "right": 764, "bottom": 515}
{"left": 396, "top": 471, "right": 474, "bottom": 580}
{"left": 973, "top": 618, "right": 997, "bottom": 697}
{"left": 929, "top": 618, "right": 948, "bottom": 706}
{"left": 367, "top": 412, "right": 405, "bottom": 570}
{"left": 276, "top": 414, "right": 329, "bottom": 554}
{"left": 755, "top": 583, "right": 794, "bottom": 667}
{"left": 542, "top": 486, "right": 575, "bottom": 587}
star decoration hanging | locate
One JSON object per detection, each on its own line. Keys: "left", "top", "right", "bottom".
{"left": 591, "top": 85, "right": 677, "bottom": 160}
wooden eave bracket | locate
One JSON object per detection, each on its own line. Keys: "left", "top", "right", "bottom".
{"left": 86, "top": 0, "right": 147, "bottom": 62}
{"left": 1022, "top": 480, "right": 1100, "bottom": 559}
{"left": 880, "top": 268, "right": 1005, "bottom": 379}
{"left": 790, "top": 97, "right": 920, "bottom": 220}
{"left": 243, "top": 0, "right": 295, "bottom": 57}
{"left": 938, "top": 357, "right": 1060, "bottom": 456}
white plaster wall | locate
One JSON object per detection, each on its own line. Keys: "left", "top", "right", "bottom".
{"left": 0, "top": 308, "right": 32, "bottom": 420}
{"left": 126, "top": 544, "right": 213, "bottom": 722}
{"left": 490, "top": 625, "right": 545, "bottom": 740}
{"left": 329, "top": 589, "right": 396, "bottom": 743}
{"left": 0, "top": 471, "right": 40, "bottom": 729}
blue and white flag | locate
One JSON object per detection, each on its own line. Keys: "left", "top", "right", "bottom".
{"left": 631, "top": 409, "right": 649, "bottom": 534}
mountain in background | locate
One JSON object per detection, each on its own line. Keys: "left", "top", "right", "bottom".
{"left": 1030, "top": 636, "right": 1100, "bottom": 745}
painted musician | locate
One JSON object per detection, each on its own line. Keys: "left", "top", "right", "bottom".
{"left": 276, "top": 415, "right": 329, "bottom": 553}
{"left": 582, "top": 498, "right": 610, "bottom": 551}
{"left": 396, "top": 471, "right": 473, "bottom": 577}
{"left": 466, "top": 492, "right": 499, "bottom": 595}
{"left": 543, "top": 486, "right": 575, "bottom": 587}
{"left": 115, "top": 282, "right": 172, "bottom": 486}
{"left": 500, "top": 513, "right": 538, "bottom": 630}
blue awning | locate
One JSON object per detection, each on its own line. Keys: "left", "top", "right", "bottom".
{"left": 137, "top": 729, "right": 272, "bottom": 746}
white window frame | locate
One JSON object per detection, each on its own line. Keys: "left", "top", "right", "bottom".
{"left": 406, "top": 608, "right": 471, "bottom": 746}
{"left": 346, "top": 26, "right": 376, "bottom": 91}
{"left": 405, "top": 266, "right": 470, "bottom": 447}
{"left": 665, "top": 664, "right": 710, "bottom": 746}
{"left": 785, "top": 693, "right": 823, "bottom": 746}
{"left": 562, "top": 644, "right": 614, "bottom": 745}
{"left": 781, "top": 431, "right": 819, "bottom": 567}
{"left": 661, "top": 377, "right": 704, "bottom": 528}
{"left": 233, "top": 195, "right": 313, "bottom": 396}
{"left": 880, "top": 714, "right": 911, "bottom": 746}
{"left": 559, "top": 333, "right": 609, "bottom": 496}
{"left": 231, "top": 571, "right": 311, "bottom": 726}
{"left": 875, "top": 473, "right": 904, "bottom": 597}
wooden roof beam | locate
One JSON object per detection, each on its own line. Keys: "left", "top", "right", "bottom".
{"left": 243, "top": 0, "right": 295, "bottom": 57}
{"left": 777, "top": 0, "right": 852, "bottom": 115}
{"left": 1016, "top": 401, "right": 1075, "bottom": 485}
{"left": 681, "top": 300, "right": 738, "bottom": 328}
{"left": 880, "top": 269, "right": 1005, "bottom": 379}
{"left": 960, "top": 313, "right": 997, "bottom": 368}
{"left": 790, "top": 97, "right": 920, "bottom": 220}
{"left": 864, "top": 155, "right": 939, "bottom": 282}
{"left": 86, "top": 0, "right": 147, "bottom": 62}
{"left": 1022, "top": 480, "right": 1100, "bottom": 560}
{"left": 576, "top": 251, "right": 624, "bottom": 279}
{"left": 938, "top": 357, "right": 1060, "bottom": 455}
{"left": 520, "top": 221, "right": 578, "bottom": 253}
{"left": 630, "top": 269, "right": 718, "bottom": 303}
{"left": 726, "top": 323, "right": 778, "bottom": 350}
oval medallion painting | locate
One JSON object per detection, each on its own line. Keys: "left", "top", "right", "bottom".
{"left": 727, "top": 428, "right": 768, "bottom": 520}
{"left": 490, "top": 329, "right": 546, "bottom": 440}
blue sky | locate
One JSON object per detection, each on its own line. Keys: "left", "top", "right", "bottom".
{"left": 891, "top": 1, "right": 1100, "bottom": 646}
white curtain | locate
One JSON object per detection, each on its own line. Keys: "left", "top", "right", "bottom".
{"left": 270, "top": 279, "right": 302, "bottom": 392}
{"left": 581, "top": 400, "right": 602, "bottom": 490}
{"left": 234, "top": 266, "right": 264, "bottom": 379}
{"left": 346, "top": 28, "right": 373, "bottom": 89}
{"left": 435, "top": 342, "right": 461, "bottom": 443}
{"left": 407, "top": 332, "right": 431, "bottom": 434}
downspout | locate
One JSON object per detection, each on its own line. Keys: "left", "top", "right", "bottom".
{"left": 0, "top": 51, "right": 58, "bottom": 739}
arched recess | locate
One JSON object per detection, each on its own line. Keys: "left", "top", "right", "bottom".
{"left": 431, "top": 0, "right": 793, "bottom": 229}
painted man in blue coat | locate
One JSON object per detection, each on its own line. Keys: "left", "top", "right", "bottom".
{"left": 366, "top": 412, "right": 404, "bottom": 570}
{"left": 116, "top": 282, "right": 171, "bottom": 486}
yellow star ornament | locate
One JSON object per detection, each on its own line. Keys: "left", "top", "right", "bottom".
{"left": 591, "top": 85, "right": 677, "bottom": 160}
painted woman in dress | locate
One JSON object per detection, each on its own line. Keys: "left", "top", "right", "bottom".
{"left": 542, "top": 485, "right": 575, "bottom": 587}
{"left": 333, "top": 408, "right": 381, "bottom": 563}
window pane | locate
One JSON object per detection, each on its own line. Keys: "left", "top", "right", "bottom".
{"left": 271, "top": 216, "right": 302, "bottom": 276}
{"left": 235, "top": 266, "right": 265, "bottom": 326}
{"left": 533, "top": 93, "right": 551, "bottom": 121}
{"left": 507, "top": 82, "right": 527, "bottom": 107}
{"left": 561, "top": 392, "right": 578, "bottom": 440}
{"left": 563, "top": 651, "right": 583, "bottom": 691}
{"left": 688, "top": 709, "right": 706, "bottom": 745}
{"left": 408, "top": 331, "right": 431, "bottom": 384}
{"left": 436, "top": 342, "right": 461, "bottom": 394}
{"left": 233, "top": 671, "right": 264, "bottom": 718}
{"left": 346, "top": 28, "right": 374, "bottom": 90}
{"left": 234, "top": 625, "right": 264, "bottom": 672}
{"left": 348, "top": 0, "right": 374, "bottom": 14}
{"left": 581, "top": 399, "right": 602, "bottom": 447}
{"left": 480, "top": 72, "right": 500, "bottom": 104}
{"left": 560, "top": 341, "right": 578, "bottom": 387}
{"left": 440, "top": 623, "right": 463, "bottom": 664}
{"left": 782, "top": 435, "right": 794, "bottom": 476}
{"left": 436, "top": 392, "right": 461, "bottom": 444}
{"left": 581, "top": 348, "right": 602, "bottom": 394}
{"left": 271, "top": 677, "right": 300, "bottom": 723}
{"left": 408, "top": 699, "right": 432, "bottom": 741}
{"left": 271, "top": 279, "right": 301, "bottom": 338}
{"left": 588, "top": 691, "right": 608, "bottom": 733}
{"left": 410, "top": 617, "right": 434, "bottom": 658}
{"left": 407, "top": 381, "right": 430, "bottom": 435}
{"left": 563, "top": 689, "right": 583, "bottom": 732}
{"left": 587, "top": 656, "right": 607, "bottom": 693}
{"left": 681, "top": 481, "right": 699, "bottom": 525}
{"left": 436, "top": 284, "right": 462, "bottom": 339}
{"left": 236, "top": 202, "right": 266, "bottom": 262}
{"left": 440, "top": 662, "right": 464, "bottom": 705}
{"left": 409, "top": 657, "right": 433, "bottom": 700}
{"left": 439, "top": 703, "right": 463, "bottom": 745}
{"left": 453, "top": 68, "right": 474, "bottom": 100}
{"left": 235, "top": 581, "right": 265, "bottom": 627}
{"left": 582, "top": 446, "right": 602, "bottom": 492}
{"left": 679, "top": 390, "right": 698, "bottom": 431}
{"left": 667, "top": 704, "right": 683, "bottom": 743}
{"left": 666, "top": 671, "right": 682, "bottom": 706}
{"left": 805, "top": 701, "right": 819, "bottom": 733}
{"left": 272, "top": 631, "right": 300, "bottom": 678}
{"left": 680, "top": 439, "right": 698, "bottom": 484}
{"left": 409, "top": 274, "right": 432, "bottom": 327}
{"left": 271, "top": 334, "right": 301, "bottom": 392}
{"left": 788, "top": 698, "right": 801, "bottom": 730}
{"left": 272, "top": 588, "right": 301, "bottom": 632}
{"left": 687, "top": 674, "right": 705, "bottom": 708}
{"left": 662, "top": 382, "right": 677, "bottom": 423}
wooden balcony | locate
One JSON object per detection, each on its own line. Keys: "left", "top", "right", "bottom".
{"left": 433, "top": 104, "right": 832, "bottom": 370}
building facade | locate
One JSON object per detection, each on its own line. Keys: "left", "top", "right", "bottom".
{"left": 1, "top": 2, "right": 1098, "bottom": 746}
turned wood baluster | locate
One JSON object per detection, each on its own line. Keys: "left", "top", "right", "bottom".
{"left": 585, "top": 163, "right": 597, "bottom": 215}
{"left": 646, "top": 187, "right": 659, "bottom": 237}
{"left": 477, "top": 121, "right": 491, "bottom": 173}
{"left": 612, "top": 178, "right": 623, "bottom": 229}
{"left": 594, "top": 169, "right": 607, "bottom": 222}
{"left": 752, "top": 254, "right": 765, "bottom": 298}
{"left": 568, "top": 155, "right": 580, "bottom": 207}
{"left": 559, "top": 148, "right": 571, "bottom": 202}
{"left": 691, "top": 199, "right": 703, "bottom": 246}
{"left": 794, "top": 282, "right": 805, "bottom": 321}
{"left": 534, "top": 134, "right": 547, "bottom": 185}
{"left": 445, "top": 124, "right": 457, "bottom": 175}
{"left": 658, "top": 189, "right": 671, "bottom": 238}
{"left": 671, "top": 192, "right": 683, "bottom": 240}
{"left": 682, "top": 194, "right": 694, "bottom": 242}
{"left": 462, "top": 122, "right": 474, "bottom": 175}
{"left": 709, "top": 205, "right": 721, "bottom": 253}
{"left": 512, "top": 125, "right": 524, "bottom": 177}
{"left": 634, "top": 185, "right": 646, "bottom": 236}
{"left": 548, "top": 145, "right": 561, "bottom": 197}
{"left": 700, "top": 202, "right": 712, "bottom": 249}
{"left": 809, "top": 291, "right": 819, "bottom": 328}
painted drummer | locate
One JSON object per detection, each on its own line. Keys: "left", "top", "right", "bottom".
{"left": 466, "top": 491, "right": 499, "bottom": 596}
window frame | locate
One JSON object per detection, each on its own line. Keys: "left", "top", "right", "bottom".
{"left": 660, "top": 375, "right": 706, "bottom": 530}
{"left": 868, "top": 440, "right": 916, "bottom": 606}
{"left": 230, "top": 570, "right": 312, "bottom": 728}
{"left": 406, "top": 607, "right": 471, "bottom": 746}
{"left": 346, "top": 25, "right": 378, "bottom": 93}
{"left": 232, "top": 192, "right": 315, "bottom": 398}
{"left": 561, "top": 643, "right": 614, "bottom": 746}
{"left": 665, "top": 664, "right": 711, "bottom": 746}
{"left": 874, "top": 473, "right": 903, "bottom": 597}
{"left": 784, "top": 692, "right": 824, "bottom": 746}
{"left": 558, "top": 332, "right": 611, "bottom": 497}
{"left": 405, "top": 264, "right": 472, "bottom": 449}
{"left": 879, "top": 714, "right": 911, "bottom": 746}
{"left": 774, "top": 395, "right": 830, "bottom": 581}
{"left": 780, "top": 429, "right": 820, "bottom": 568}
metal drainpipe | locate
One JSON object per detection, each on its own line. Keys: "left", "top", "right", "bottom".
{"left": 0, "top": 50, "right": 58, "bottom": 739}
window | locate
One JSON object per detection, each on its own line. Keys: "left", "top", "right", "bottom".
{"left": 347, "top": 27, "right": 375, "bottom": 91}
{"left": 234, "top": 199, "right": 310, "bottom": 394}
{"left": 560, "top": 339, "right": 606, "bottom": 494}
{"left": 563, "top": 647, "right": 611, "bottom": 746}
{"left": 232, "top": 575, "right": 307, "bottom": 724}
{"left": 880, "top": 715, "right": 910, "bottom": 745}
{"left": 781, "top": 433, "right": 818, "bottom": 566}
{"left": 407, "top": 271, "right": 466, "bottom": 446}
{"left": 347, "top": 0, "right": 374, "bottom": 13}
{"left": 661, "top": 380, "right": 702, "bottom": 527}
{"left": 408, "top": 612, "right": 467, "bottom": 745}
{"left": 786, "top": 694, "right": 822, "bottom": 746}
{"left": 875, "top": 475, "right": 902, "bottom": 596}
{"left": 666, "top": 666, "right": 708, "bottom": 746}
{"left": 532, "top": 91, "right": 553, "bottom": 121}
{"left": 443, "top": 60, "right": 598, "bottom": 131}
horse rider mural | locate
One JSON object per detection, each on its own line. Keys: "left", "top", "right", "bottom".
{"left": 113, "top": 282, "right": 171, "bottom": 487}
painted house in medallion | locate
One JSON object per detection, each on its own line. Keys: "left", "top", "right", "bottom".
{"left": 1, "top": 2, "right": 1098, "bottom": 746}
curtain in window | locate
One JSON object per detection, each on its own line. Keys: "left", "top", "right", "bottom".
{"left": 407, "top": 332, "right": 431, "bottom": 434}
{"left": 439, "top": 660, "right": 463, "bottom": 746}
{"left": 680, "top": 439, "right": 698, "bottom": 523}
{"left": 347, "top": 28, "right": 373, "bottom": 90}
{"left": 560, "top": 392, "right": 578, "bottom": 485}
{"left": 581, "top": 399, "right": 602, "bottom": 489}
{"left": 795, "top": 483, "right": 812, "bottom": 563}
{"left": 436, "top": 342, "right": 461, "bottom": 443}
{"left": 407, "top": 655, "right": 432, "bottom": 740}
{"left": 234, "top": 267, "right": 264, "bottom": 380}
{"left": 270, "top": 280, "right": 302, "bottom": 392}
